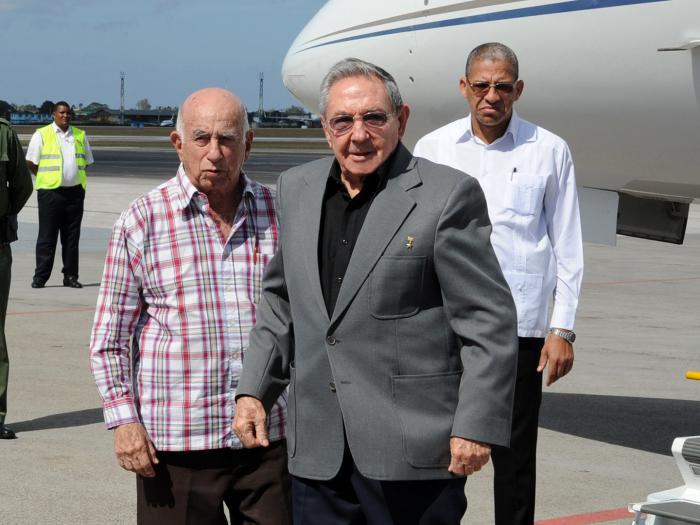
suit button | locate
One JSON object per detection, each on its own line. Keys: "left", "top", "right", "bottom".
{"left": 329, "top": 382, "right": 336, "bottom": 392}
{"left": 326, "top": 336, "right": 336, "bottom": 345}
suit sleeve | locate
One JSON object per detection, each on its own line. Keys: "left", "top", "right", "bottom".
{"left": 433, "top": 174, "right": 519, "bottom": 447}
{"left": 237, "top": 171, "right": 294, "bottom": 411}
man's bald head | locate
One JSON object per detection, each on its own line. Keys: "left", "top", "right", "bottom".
{"left": 176, "top": 87, "right": 249, "bottom": 142}
{"left": 170, "top": 87, "right": 253, "bottom": 198}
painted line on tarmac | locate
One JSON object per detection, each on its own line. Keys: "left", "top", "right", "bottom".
{"left": 535, "top": 506, "right": 631, "bottom": 524}
{"left": 8, "top": 307, "right": 96, "bottom": 316}
{"left": 586, "top": 275, "right": 700, "bottom": 286}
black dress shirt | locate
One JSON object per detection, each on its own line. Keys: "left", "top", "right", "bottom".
{"left": 318, "top": 161, "right": 389, "bottom": 315}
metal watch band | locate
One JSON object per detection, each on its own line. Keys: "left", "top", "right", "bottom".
{"left": 549, "top": 327, "right": 576, "bottom": 343}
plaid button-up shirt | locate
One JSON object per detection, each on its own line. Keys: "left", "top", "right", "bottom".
{"left": 90, "top": 166, "right": 286, "bottom": 451}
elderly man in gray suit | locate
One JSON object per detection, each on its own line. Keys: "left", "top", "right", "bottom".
{"left": 233, "top": 58, "right": 518, "bottom": 524}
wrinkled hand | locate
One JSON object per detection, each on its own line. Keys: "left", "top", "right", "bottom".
{"left": 233, "top": 396, "right": 269, "bottom": 448}
{"left": 448, "top": 437, "right": 491, "bottom": 477}
{"left": 114, "top": 422, "right": 158, "bottom": 477}
{"left": 538, "top": 334, "right": 574, "bottom": 386}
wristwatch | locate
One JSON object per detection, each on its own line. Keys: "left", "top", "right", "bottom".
{"left": 548, "top": 327, "right": 576, "bottom": 344}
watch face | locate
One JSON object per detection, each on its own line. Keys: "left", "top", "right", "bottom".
{"left": 551, "top": 328, "right": 575, "bottom": 343}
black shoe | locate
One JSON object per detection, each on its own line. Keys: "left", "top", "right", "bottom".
{"left": 0, "top": 424, "right": 16, "bottom": 439}
{"left": 31, "top": 279, "right": 45, "bottom": 289}
{"left": 63, "top": 276, "right": 83, "bottom": 288}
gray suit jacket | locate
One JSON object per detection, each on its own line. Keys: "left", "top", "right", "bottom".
{"left": 237, "top": 143, "right": 518, "bottom": 481}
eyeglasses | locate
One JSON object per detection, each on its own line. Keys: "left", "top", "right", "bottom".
{"left": 326, "top": 111, "right": 394, "bottom": 136}
{"left": 466, "top": 79, "right": 517, "bottom": 96}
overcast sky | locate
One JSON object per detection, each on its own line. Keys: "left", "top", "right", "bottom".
{"left": 0, "top": 0, "right": 327, "bottom": 111}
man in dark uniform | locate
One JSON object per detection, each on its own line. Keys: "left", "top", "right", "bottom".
{"left": 0, "top": 116, "right": 33, "bottom": 439}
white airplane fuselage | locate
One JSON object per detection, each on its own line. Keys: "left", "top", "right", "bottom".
{"left": 282, "top": 0, "right": 700, "bottom": 242}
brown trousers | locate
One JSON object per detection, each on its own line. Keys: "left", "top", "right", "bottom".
{"left": 137, "top": 439, "right": 291, "bottom": 525}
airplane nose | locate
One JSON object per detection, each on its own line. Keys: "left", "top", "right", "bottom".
{"left": 282, "top": 37, "right": 320, "bottom": 113}
{"left": 281, "top": 4, "right": 336, "bottom": 115}
{"left": 281, "top": 45, "right": 301, "bottom": 99}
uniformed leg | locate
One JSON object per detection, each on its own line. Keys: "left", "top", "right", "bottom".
{"left": 34, "top": 189, "right": 62, "bottom": 284}
{"left": 59, "top": 186, "right": 84, "bottom": 279}
{"left": 225, "top": 440, "right": 292, "bottom": 525}
{"left": 492, "top": 337, "right": 544, "bottom": 525}
{"left": 0, "top": 244, "right": 12, "bottom": 424}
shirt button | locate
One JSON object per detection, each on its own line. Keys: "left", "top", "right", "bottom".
{"left": 341, "top": 239, "right": 348, "bottom": 245}
{"left": 326, "top": 336, "right": 337, "bottom": 345}
{"left": 329, "top": 382, "right": 336, "bottom": 392}
{"left": 336, "top": 277, "right": 343, "bottom": 283}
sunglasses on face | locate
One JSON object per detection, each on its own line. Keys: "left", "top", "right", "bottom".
{"left": 466, "top": 79, "right": 517, "bottom": 96}
{"left": 326, "top": 111, "right": 394, "bottom": 136}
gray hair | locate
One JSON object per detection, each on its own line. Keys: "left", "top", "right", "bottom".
{"left": 319, "top": 58, "right": 403, "bottom": 115}
{"left": 175, "top": 102, "right": 249, "bottom": 143}
{"left": 175, "top": 110, "right": 185, "bottom": 138}
{"left": 465, "top": 42, "right": 519, "bottom": 79}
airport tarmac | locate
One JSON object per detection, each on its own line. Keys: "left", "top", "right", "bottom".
{"left": 1, "top": 148, "right": 698, "bottom": 524}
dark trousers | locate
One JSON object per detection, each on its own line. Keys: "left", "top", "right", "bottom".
{"left": 0, "top": 244, "right": 10, "bottom": 424}
{"left": 34, "top": 186, "right": 84, "bottom": 282}
{"left": 492, "top": 337, "right": 544, "bottom": 525}
{"left": 292, "top": 446, "right": 467, "bottom": 525}
{"left": 137, "top": 440, "right": 291, "bottom": 525}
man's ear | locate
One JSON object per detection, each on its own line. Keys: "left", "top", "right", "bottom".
{"left": 397, "top": 104, "right": 411, "bottom": 138}
{"left": 170, "top": 131, "right": 184, "bottom": 161}
{"left": 321, "top": 118, "right": 334, "bottom": 149}
{"left": 243, "top": 129, "right": 254, "bottom": 161}
{"left": 459, "top": 76, "right": 469, "bottom": 101}
{"left": 514, "top": 79, "right": 524, "bottom": 101}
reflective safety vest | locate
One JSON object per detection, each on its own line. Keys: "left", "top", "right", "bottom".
{"left": 35, "top": 125, "right": 88, "bottom": 190}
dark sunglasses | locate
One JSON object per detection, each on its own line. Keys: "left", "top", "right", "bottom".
{"left": 466, "top": 79, "right": 517, "bottom": 96}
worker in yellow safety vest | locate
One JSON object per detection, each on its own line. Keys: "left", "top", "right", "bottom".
{"left": 26, "top": 101, "right": 94, "bottom": 289}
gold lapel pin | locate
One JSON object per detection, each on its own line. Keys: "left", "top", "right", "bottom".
{"left": 406, "top": 236, "right": 415, "bottom": 250}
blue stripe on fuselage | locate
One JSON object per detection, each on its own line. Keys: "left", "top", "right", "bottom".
{"left": 300, "top": 0, "right": 668, "bottom": 51}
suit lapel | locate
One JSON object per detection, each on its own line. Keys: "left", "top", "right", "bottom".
{"left": 301, "top": 159, "right": 333, "bottom": 321}
{"left": 330, "top": 144, "right": 420, "bottom": 326}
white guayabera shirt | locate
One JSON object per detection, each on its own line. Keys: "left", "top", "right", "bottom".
{"left": 414, "top": 111, "right": 583, "bottom": 338}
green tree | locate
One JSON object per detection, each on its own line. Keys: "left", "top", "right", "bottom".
{"left": 0, "top": 100, "right": 14, "bottom": 119}
{"left": 284, "top": 105, "right": 306, "bottom": 116}
{"left": 39, "top": 100, "right": 54, "bottom": 114}
{"left": 135, "top": 98, "right": 151, "bottom": 111}
{"left": 82, "top": 102, "right": 109, "bottom": 114}
{"left": 16, "top": 104, "right": 38, "bottom": 113}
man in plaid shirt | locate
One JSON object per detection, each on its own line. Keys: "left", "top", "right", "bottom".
{"left": 90, "top": 87, "right": 290, "bottom": 524}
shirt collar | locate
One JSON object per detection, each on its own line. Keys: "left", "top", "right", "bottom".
{"left": 51, "top": 122, "right": 72, "bottom": 136}
{"left": 458, "top": 109, "right": 521, "bottom": 146}
{"left": 175, "top": 163, "right": 255, "bottom": 213}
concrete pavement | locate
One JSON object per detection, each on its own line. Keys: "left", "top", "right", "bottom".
{"left": 1, "top": 171, "right": 698, "bottom": 524}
